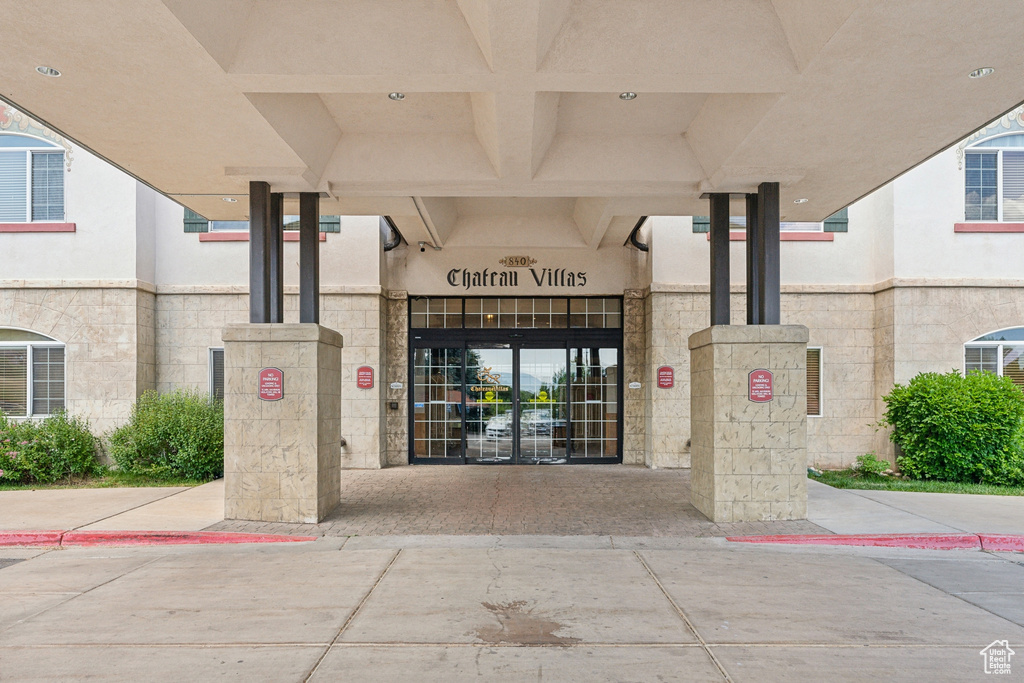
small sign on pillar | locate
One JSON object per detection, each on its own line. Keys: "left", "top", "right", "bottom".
{"left": 356, "top": 366, "right": 374, "bottom": 389}
{"left": 657, "top": 366, "right": 674, "bottom": 389}
{"left": 258, "top": 367, "right": 284, "bottom": 401}
{"left": 748, "top": 369, "right": 773, "bottom": 402}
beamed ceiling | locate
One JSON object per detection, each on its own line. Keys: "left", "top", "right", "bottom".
{"left": 1, "top": 0, "right": 1023, "bottom": 249}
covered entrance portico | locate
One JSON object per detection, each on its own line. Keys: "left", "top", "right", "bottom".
{"left": 4, "top": 2, "right": 1022, "bottom": 525}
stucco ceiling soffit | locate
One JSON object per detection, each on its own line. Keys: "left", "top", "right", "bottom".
{"left": 179, "top": 0, "right": 492, "bottom": 76}
{"left": 456, "top": 0, "right": 494, "bottom": 70}
{"left": 572, "top": 197, "right": 614, "bottom": 250}
{"left": 685, "top": 93, "right": 783, "bottom": 182}
{"left": 769, "top": 0, "right": 862, "bottom": 73}
{"left": 414, "top": 197, "right": 459, "bottom": 246}
{"left": 538, "top": 0, "right": 799, "bottom": 78}
{"left": 536, "top": 0, "right": 574, "bottom": 68}
{"left": 244, "top": 93, "right": 340, "bottom": 189}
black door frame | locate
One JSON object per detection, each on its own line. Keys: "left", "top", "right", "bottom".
{"left": 408, "top": 326, "right": 623, "bottom": 465}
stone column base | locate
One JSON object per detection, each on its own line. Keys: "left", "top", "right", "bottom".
{"left": 223, "top": 324, "right": 343, "bottom": 523}
{"left": 688, "top": 325, "right": 808, "bottom": 522}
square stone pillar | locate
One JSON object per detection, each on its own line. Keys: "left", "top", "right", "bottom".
{"left": 688, "top": 325, "right": 808, "bottom": 522}
{"left": 223, "top": 323, "right": 343, "bottom": 523}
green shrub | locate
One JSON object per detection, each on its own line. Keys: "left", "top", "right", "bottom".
{"left": 0, "top": 411, "right": 101, "bottom": 484}
{"left": 882, "top": 370, "right": 1024, "bottom": 485}
{"left": 108, "top": 389, "right": 224, "bottom": 481}
{"left": 855, "top": 452, "right": 891, "bottom": 476}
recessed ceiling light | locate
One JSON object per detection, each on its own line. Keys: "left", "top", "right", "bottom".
{"left": 388, "top": 92, "right": 405, "bottom": 101}
{"left": 35, "top": 66, "right": 61, "bottom": 77}
{"left": 222, "top": 197, "right": 237, "bottom": 203}
{"left": 794, "top": 198, "right": 809, "bottom": 204}
{"left": 619, "top": 92, "right": 637, "bottom": 101}
{"left": 969, "top": 67, "right": 995, "bottom": 79}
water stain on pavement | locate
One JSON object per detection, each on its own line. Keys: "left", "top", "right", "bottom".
{"left": 475, "top": 600, "right": 581, "bottom": 645}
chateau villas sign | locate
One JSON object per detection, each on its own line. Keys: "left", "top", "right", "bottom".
{"left": 447, "top": 255, "right": 587, "bottom": 290}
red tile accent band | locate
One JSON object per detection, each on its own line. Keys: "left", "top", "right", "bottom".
{"left": 954, "top": 222, "right": 1024, "bottom": 233}
{"left": 198, "top": 231, "right": 327, "bottom": 242}
{"left": 727, "top": 533, "right": 988, "bottom": 551}
{"left": 0, "top": 223, "right": 76, "bottom": 233}
{"left": 705, "top": 232, "right": 834, "bottom": 242}
{"left": 0, "top": 530, "right": 317, "bottom": 547}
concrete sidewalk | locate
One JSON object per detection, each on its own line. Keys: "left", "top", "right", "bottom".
{"left": 0, "top": 536, "right": 1021, "bottom": 681}
{"left": 3, "top": 472, "right": 1024, "bottom": 538}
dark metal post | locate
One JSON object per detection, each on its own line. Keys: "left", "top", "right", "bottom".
{"left": 757, "top": 181, "right": 781, "bottom": 324}
{"left": 269, "top": 192, "right": 284, "bottom": 323}
{"left": 248, "top": 181, "right": 271, "bottom": 323}
{"left": 709, "top": 193, "right": 731, "bottom": 326}
{"left": 299, "top": 192, "right": 320, "bottom": 324}
{"left": 745, "top": 192, "right": 761, "bottom": 325}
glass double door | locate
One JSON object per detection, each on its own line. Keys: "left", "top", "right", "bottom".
{"left": 411, "top": 342, "right": 620, "bottom": 464}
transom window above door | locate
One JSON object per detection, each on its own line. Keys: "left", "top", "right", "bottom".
{"left": 0, "top": 133, "right": 65, "bottom": 222}
{"left": 410, "top": 297, "right": 622, "bottom": 330}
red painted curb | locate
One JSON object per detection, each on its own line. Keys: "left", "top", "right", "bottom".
{"left": 0, "top": 530, "right": 316, "bottom": 548}
{"left": 0, "top": 531, "right": 64, "bottom": 547}
{"left": 979, "top": 535, "right": 1024, "bottom": 552}
{"left": 727, "top": 533, "right": 984, "bottom": 550}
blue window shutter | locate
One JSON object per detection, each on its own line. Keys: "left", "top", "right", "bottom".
{"left": 824, "top": 207, "right": 848, "bottom": 232}
{"left": 692, "top": 215, "right": 710, "bottom": 233}
{"left": 183, "top": 208, "right": 208, "bottom": 233}
{"left": 320, "top": 215, "right": 340, "bottom": 233}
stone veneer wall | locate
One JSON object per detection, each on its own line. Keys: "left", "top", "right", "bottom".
{"left": 872, "top": 284, "right": 1024, "bottom": 463}
{"left": 645, "top": 289, "right": 877, "bottom": 470}
{"left": 622, "top": 290, "right": 646, "bottom": 465}
{"left": 154, "top": 290, "right": 386, "bottom": 469}
{"left": 0, "top": 286, "right": 154, "bottom": 434}
{"left": 384, "top": 292, "right": 409, "bottom": 466}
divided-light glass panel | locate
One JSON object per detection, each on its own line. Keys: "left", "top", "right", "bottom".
{"left": 31, "top": 152, "right": 64, "bottom": 221}
{"left": 569, "top": 298, "right": 621, "bottom": 329}
{"left": 965, "top": 346, "right": 999, "bottom": 374}
{"left": 412, "top": 348, "right": 464, "bottom": 458}
{"left": 32, "top": 347, "right": 65, "bottom": 415}
{"left": 0, "top": 151, "right": 28, "bottom": 222}
{"left": 569, "top": 347, "right": 619, "bottom": 458}
{"left": 965, "top": 152, "right": 998, "bottom": 221}
{"left": 1003, "top": 346, "right": 1024, "bottom": 388}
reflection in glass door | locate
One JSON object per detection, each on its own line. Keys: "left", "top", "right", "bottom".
{"left": 465, "top": 345, "right": 514, "bottom": 463}
{"left": 518, "top": 348, "right": 568, "bottom": 463}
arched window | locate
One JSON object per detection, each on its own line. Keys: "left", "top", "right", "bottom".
{"left": 0, "top": 328, "right": 65, "bottom": 417}
{"left": 0, "top": 133, "right": 65, "bottom": 222}
{"left": 964, "top": 132, "right": 1024, "bottom": 222}
{"left": 964, "top": 327, "right": 1024, "bottom": 387}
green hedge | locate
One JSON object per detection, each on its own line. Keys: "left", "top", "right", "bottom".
{"left": 108, "top": 389, "right": 224, "bottom": 481}
{"left": 883, "top": 370, "right": 1024, "bottom": 486}
{"left": 0, "top": 411, "right": 101, "bottom": 484}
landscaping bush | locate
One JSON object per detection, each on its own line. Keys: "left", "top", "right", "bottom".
{"left": 108, "top": 389, "right": 224, "bottom": 481}
{"left": 883, "top": 370, "right": 1024, "bottom": 486}
{"left": 0, "top": 411, "right": 101, "bottom": 484}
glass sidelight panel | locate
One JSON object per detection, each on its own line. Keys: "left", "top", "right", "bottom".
{"left": 570, "top": 347, "right": 619, "bottom": 458}
{"left": 518, "top": 348, "right": 568, "bottom": 463}
{"left": 464, "top": 345, "right": 514, "bottom": 462}
{"left": 412, "top": 348, "right": 464, "bottom": 459}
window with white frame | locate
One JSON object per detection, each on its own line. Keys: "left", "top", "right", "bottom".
{"left": 0, "top": 133, "right": 65, "bottom": 222}
{"left": 964, "top": 133, "right": 1024, "bottom": 222}
{"left": 209, "top": 348, "right": 224, "bottom": 400}
{"left": 965, "top": 327, "right": 1024, "bottom": 388}
{"left": 0, "top": 329, "right": 65, "bottom": 417}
